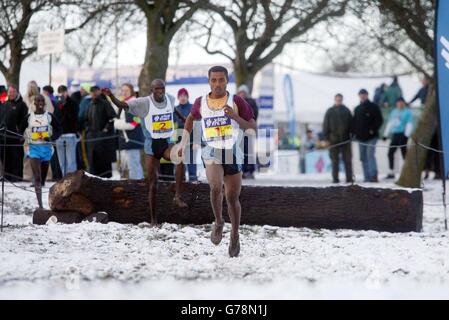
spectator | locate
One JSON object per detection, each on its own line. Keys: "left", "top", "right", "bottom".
{"left": 0, "top": 84, "right": 28, "bottom": 181}
{"left": 380, "top": 76, "right": 403, "bottom": 109}
{"left": 55, "top": 85, "right": 79, "bottom": 176}
{"left": 304, "top": 129, "right": 317, "bottom": 152}
{"left": 323, "top": 93, "right": 353, "bottom": 183}
{"left": 23, "top": 81, "right": 54, "bottom": 114}
{"left": 0, "top": 85, "right": 7, "bottom": 103}
{"left": 352, "top": 89, "right": 384, "bottom": 183}
{"left": 174, "top": 88, "right": 197, "bottom": 182}
{"left": 42, "top": 85, "right": 57, "bottom": 107}
{"left": 383, "top": 97, "right": 414, "bottom": 180}
{"left": 83, "top": 86, "right": 117, "bottom": 178}
{"left": 409, "top": 76, "right": 430, "bottom": 106}
{"left": 373, "top": 83, "right": 387, "bottom": 106}
{"left": 113, "top": 83, "right": 144, "bottom": 180}
{"left": 69, "top": 80, "right": 82, "bottom": 106}
{"left": 237, "top": 84, "right": 259, "bottom": 179}
{"left": 77, "top": 84, "right": 93, "bottom": 171}
{"left": 78, "top": 84, "right": 93, "bottom": 130}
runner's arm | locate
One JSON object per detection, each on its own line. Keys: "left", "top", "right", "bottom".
{"left": 179, "top": 114, "right": 194, "bottom": 146}
{"left": 101, "top": 88, "right": 129, "bottom": 111}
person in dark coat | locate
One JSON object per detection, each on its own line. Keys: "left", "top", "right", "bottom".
{"left": 352, "top": 89, "right": 384, "bottom": 183}
{"left": 323, "top": 93, "right": 353, "bottom": 183}
{"left": 174, "top": 88, "right": 197, "bottom": 182}
{"left": 84, "top": 86, "right": 117, "bottom": 178}
{"left": 0, "top": 85, "right": 28, "bottom": 182}
{"left": 55, "top": 85, "right": 80, "bottom": 176}
{"left": 237, "top": 84, "right": 259, "bottom": 179}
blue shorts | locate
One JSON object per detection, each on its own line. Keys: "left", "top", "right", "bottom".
{"left": 28, "top": 144, "right": 53, "bottom": 162}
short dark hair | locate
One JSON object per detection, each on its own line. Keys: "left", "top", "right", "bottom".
{"left": 335, "top": 93, "right": 343, "bottom": 99}
{"left": 43, "top": 85, "right": 54, "bottom": 95}
{"left": 90, "top": 86, "right": 100, "bottom": 93}
{"left": 58, "top": 85, "right": 68, "bottom": 93}
{"left": 208, "top": 66, "right": 229, "bottom": 81}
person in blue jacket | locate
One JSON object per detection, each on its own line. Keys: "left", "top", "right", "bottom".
{"left": 383, "top": 97, "right": 414, "bottom": 179}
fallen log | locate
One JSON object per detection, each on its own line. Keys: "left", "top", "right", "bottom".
{"left": 43, "top": 170, "right": 423, "bottom": 232}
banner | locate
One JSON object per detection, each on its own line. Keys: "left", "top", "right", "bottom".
{"left": 436, "top": 0, "right": 449, "bottom": 178}
{"left": 283, "top": 74, "right": 296, "bottom": 145}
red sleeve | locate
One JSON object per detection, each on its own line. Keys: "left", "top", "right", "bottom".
{"left": 190, "top": 97, "right": 202, "bottom": 120}
{"left": 234, "top": 95, "right": 254, "bottom": 121}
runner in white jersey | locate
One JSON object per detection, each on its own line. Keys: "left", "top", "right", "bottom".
{"left": 19, "top": 94, "right": 61, "bottom": 209}
{"left": 102, "top": 79, "right": 188, "bottom": 226}
{"left": 178, "top": 66, "right": 257, "bottom": 257}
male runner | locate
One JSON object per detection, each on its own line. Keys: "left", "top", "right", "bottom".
{"left": 102, "top": 79, "right": 187, "bottom": 226}
{"left": 178, "top": 66, "right": 256, "bottom": 257}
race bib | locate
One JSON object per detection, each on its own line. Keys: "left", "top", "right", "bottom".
{"left": 31, "top": 126, "right": 49, "bottom": 140}
{"left": 152, "top": 113, "right": 173, "bottom": 133}
{"left": 204, "top": 116, "right": 233, "bottom": 142}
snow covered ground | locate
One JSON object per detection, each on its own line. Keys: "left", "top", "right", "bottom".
{"left": 0, "top": 175, "right": 448, "bottom": 300}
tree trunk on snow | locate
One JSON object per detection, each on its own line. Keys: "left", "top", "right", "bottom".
{"left": 45, "top": 170, "right": 423, "bottom": 233}
{"left": 397, "top": 84, "right": 437, "bottom": 188}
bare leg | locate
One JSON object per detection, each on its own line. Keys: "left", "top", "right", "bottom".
{"left": 224, "top": 172, "right": 242, "bottom": 257}
{"left": 205, "top": 162, "right": 225, "bottom": 225}
{"left": 205, "top": 162, "right": 226, "bottom": 245}
{"left": 164, "top": 144, "right": 188, "bottom": 208}
{"left": 41, "top": 161, "right": 50, "bottom": 186}
{"left": 30, "top": 158, "right": 43, "bottom": 209}
{"left": 145, "top": 155, "right": 159, "bottom": 226}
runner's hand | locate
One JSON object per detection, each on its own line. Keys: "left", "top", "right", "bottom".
{"left": 101, "top": 88, "right": 112, "bottom": 96}
{"left": 224, "top": 106, "right": 237, "bottom": 120}
{"left": 177, "top": 144, "right": 184, "bottom": 158}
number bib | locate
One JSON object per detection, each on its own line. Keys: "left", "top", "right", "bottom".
{"left": 31, "top": 126, "right": 50, "bottom": 140}
{"left": 144, "top": 95, "right": 175, "bottom": 139}
{"left": 200, "top": 94, "right": 240, "bottom": 150}
{"left": 152, "top": 113, "right": 173, "bottom": 134}
{"left": 28, "top": 112, "right": 52, "bottom": 144}
{"left": 204, "top": 116, "right": 233, "bottom": 142}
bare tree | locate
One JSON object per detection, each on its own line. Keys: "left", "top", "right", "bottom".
{"left": 196, "top": 0, "right": 348, "bottom": 92}
{"left": 62, "top": 6, "right": 140, "bottom": 68}
{"left": 133, "top": 0, "right": 205, "bottom": 95}
{"left": 0, "top": 0, "right": 122, "bottom": 88}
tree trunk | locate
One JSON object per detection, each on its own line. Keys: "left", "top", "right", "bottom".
{"left": 233, "top": 61, "right": 255, "bottom": 94}
{"left": 4, "top": 70, "right": 21, "bottom": 89}
{"left": 397, "top": 85, "right": 437, "bottom": 188}
{"left": 45, "top": 170, "right": 423, "bottom": 233}
{"left": 138, "top": 25, "right": 170, "bottom": 96}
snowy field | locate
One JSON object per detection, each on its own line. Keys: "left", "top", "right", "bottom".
{"left": 0, "top": 175, "right": 448, "bottom": 300}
